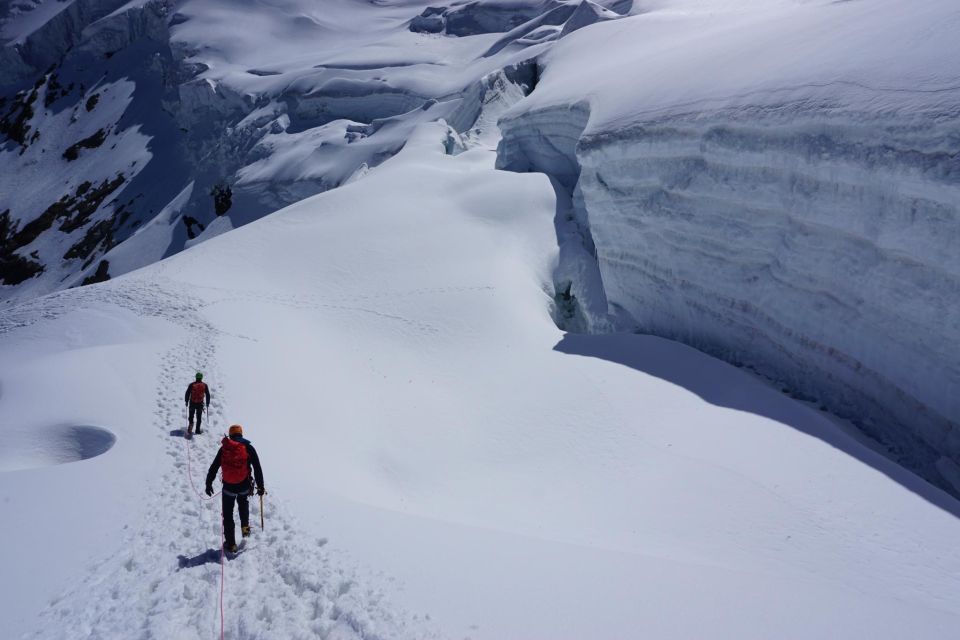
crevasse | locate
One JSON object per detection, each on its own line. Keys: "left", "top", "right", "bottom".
{"left": 498, "top": 99, "right": 960, "bottom": 494}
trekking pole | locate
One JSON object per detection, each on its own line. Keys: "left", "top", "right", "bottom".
{"left": 260, "top": 493, "right": 265, "bottom": 531}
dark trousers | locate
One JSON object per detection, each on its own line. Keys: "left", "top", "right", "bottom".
{"left": 222, "top": 491, "right": 249, "bottom": 546}
{"left": 188, "top": 403, "right": 204, "bottom": 429}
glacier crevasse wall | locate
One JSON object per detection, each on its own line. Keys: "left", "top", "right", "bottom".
{"left": 499, "top": 98, "right": 960, "bottom": 493}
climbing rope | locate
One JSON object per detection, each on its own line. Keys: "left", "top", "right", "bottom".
{"left": 183, "top": 407, "right": 225, "bottom": 640}
{"left": 219, "top": 517, "right": 225, "bottom": 640}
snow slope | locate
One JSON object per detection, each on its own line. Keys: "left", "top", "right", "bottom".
{"left": 2, "top": 123, "right": 960, "bottom": 639}
{"left": 498, "top": 0, "right": 960, "bottom": 492}
{"left": 2, "top": 0, "right": 959, "bottom": 636}
{"left": 0, "top": 0, "right": 554, "bottom": 303}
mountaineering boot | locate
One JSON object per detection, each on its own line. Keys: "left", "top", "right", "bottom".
{"left": 241, "top": 525, "right": 251, "bottom": 538}
{"left": 225, "top": 542, "right": 238, "bottom": 554}
{"left": 195, "top": 427, "right": 202, "bottom": 435}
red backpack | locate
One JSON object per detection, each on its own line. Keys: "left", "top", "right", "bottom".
{"left": 190, "top": 381, "right": 207, "bottom": 404}
{"left": 221, "top": 437, "right": 249, "bottom": 484}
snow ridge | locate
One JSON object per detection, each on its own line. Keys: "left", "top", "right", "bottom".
{"left": 23, "top": 281, "right": 433, "bottom": 640}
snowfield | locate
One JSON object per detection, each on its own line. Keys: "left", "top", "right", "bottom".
{"left": 2, "top": 0, "right": 960, "bottom": 638}
{"left": 3, "top": 124, "right": 960, "bottom": 639}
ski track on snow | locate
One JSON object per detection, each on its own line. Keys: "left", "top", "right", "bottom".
{"left": 21, "top": 280, "right": 435, "bottom": 640}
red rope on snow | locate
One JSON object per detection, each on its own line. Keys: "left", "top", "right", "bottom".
{"left": 219, "top": 516, "right": 225, "bottom": 640}
{"left": 183, "top": 423, "right": 226, "bottom": 640}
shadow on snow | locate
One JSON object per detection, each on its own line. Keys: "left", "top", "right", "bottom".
{"left": 177, "top": 549, "right": 221, "bottom": 569}
{"left": 554, "top": 332, "right": 960, "bottom": 520}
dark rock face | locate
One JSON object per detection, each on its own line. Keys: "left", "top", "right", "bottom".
{"left": 0, "top": 173, "right": 127, "bottom": 285}
{"left": 0, "top": 209, "right": 44, "bottom": 285}
{"left": 211, "top": 183, "right": 233, "bottom": 216}
{"left": 0, "top": 81, "right": 40, "bottom": 147}
{"left": 182, "top": 216, "right": 205, "bottom": 240}
{"left": 80, "top": 259, "right": 111, "bottom": 285}
{"left": 63, "top": 128, "right": 108, "bottom": 160}
{"left": 0, "top": 5, "right": 171, "bottom": 302}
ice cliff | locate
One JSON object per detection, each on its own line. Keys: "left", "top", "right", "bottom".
{"left": 498, "top": 0, "right": 960, "bottom": 492}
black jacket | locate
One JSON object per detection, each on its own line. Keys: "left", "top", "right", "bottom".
{"left": 185, "top": 381, "right": 211, "bottom": 406}
{"left": 206, "top": 435, "right": 265, "bottom": 495}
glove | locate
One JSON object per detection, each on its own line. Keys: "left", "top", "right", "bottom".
{"left": 257, "top": 486, "right": 266, "bottom": 496}
{"left": 205, "top": 485, "right": 214, "bottom": 497}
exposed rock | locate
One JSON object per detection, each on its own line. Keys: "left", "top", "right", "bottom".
{"left": 211, "top": 183, "right": 232, "bottom": 216}
{"left": 0, "top": 209, "right": 45, "bottom": 285}
{"left": 64, "top": 218, "right": 115, "bottom": 263}
{"left": 63, "top": 128, "right": 108, "bottom": 161}
{"left": 0, "top": 86, "right": 39, "bottom": 147}
{"left": 80, "top": 259, "right": 111, "bottom": 285}
{"left": 182, "top": 215, "right": 205, "bottom": 240}
{"left": 58, "top": 175, "right": 127, "bottom": 233}
{"left": 0, "top": 253, "right": 45, "bottom": 285}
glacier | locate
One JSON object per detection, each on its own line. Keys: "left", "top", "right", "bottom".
{"left": 1, "top": 0, "right": 956, "bottom": 491}
{"left": 498, "top": 0, "right": 960, "bottom": 493}
{"left": 2, "top": 0, "right": 960, "bottom": 638}
{"left": 0, "top": 0, "right": 563, "bottom": 303}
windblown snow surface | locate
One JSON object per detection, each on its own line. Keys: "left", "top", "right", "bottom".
{"left": 1, "top": 0, "right": 960, "bottom": 639}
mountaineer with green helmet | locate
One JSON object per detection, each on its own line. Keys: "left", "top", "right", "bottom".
{"left": 184, "top": 372, "right": 211, "bottom": 437}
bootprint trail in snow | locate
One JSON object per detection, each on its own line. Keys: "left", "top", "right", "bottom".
{"left": 26, "top": 284, "right": 433, "bottom": 640}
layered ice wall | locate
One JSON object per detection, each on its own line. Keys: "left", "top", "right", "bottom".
{"left": 498, "top": 0, "right": 960, "bottom": 491}
{"left": 576, "top": 107, "right": 960, "bottom": 489}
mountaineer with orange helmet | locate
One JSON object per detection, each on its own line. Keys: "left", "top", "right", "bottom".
{"left": 205, "top": 424, "right": 266, "bottom": 553}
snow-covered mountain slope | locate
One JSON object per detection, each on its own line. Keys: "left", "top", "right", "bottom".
{"left": 497, "top": 0, "right": 960, "bottom": 493}
{"left": 3, "top": 123, "right": 960, "bottom": 640}
{"left": 2, "top": 0, "right": 620, "bottom": 304}
{"left": 6, "top": 0, "right": 955, "bottom": 496}
{"left": 2, "top": 0, "right": 960, "bottom": 635}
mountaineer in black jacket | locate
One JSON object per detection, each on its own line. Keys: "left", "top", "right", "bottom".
{"left": 206, "top": 424, "right": 265, "bottom": 552}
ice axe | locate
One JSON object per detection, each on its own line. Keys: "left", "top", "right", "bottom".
{"left": 259, "top": 491, "right": 266, "bottom": 531}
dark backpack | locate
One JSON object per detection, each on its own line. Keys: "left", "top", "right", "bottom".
{"left": 190, "top": 381, "right": 207, "bottom": 404}
{"left": 221, "top": 437, "right": 249, "bottom": 485}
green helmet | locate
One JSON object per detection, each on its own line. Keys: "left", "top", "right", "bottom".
{"left": 195, "top": 372, "right": 203, "bottom": 381}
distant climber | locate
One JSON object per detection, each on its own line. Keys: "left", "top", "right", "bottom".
{"left": 185, "top": 372, "right": 211, "bottom": 436}
{"left": 205, "top": 424, "right": 266, "bottom": 553}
